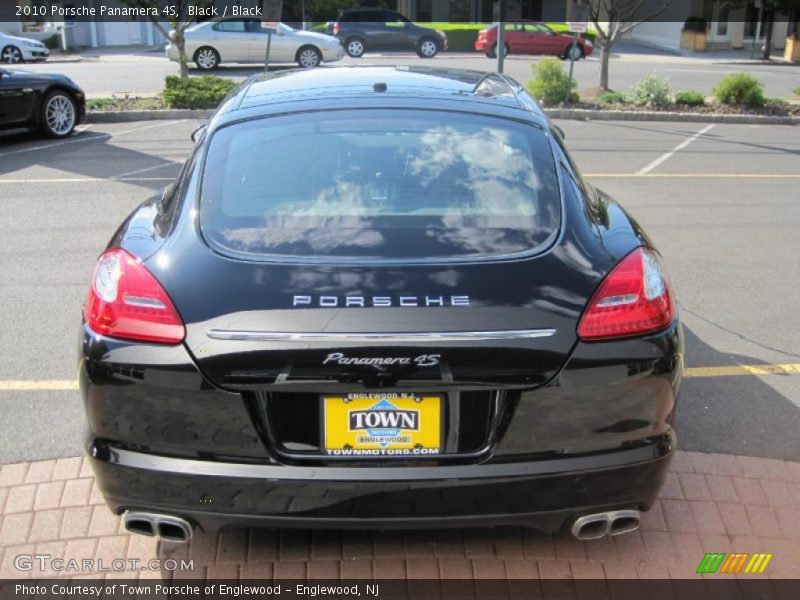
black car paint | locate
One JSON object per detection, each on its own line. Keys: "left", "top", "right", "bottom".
{"left": 330, "top": 10, "right": 445, "bottom": 54}
{"left": 0, "top": 68, "right": 85, "bottom": 135}
{"left": 81, "top": 67, "right": 682, "bottom": 533}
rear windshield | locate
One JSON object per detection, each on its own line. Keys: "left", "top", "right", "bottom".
{"left": 199, "top": 110, "right": 560, "bottom": 262}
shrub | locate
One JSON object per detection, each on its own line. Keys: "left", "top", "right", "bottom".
{"left": 793, "top": 86, "right": 800, "bottom": 97}
{"left": 629, "top": 74, "right": 672, "bottom": 108}
{"left": 596, "top": 90, "right": 627, "bottom": 105}
{"left": 675, "top": 90, "right": 705, "bottom": 106}
{"left": 87, "top": 98, "right": 117, "bottom": 110}
{"left": 713, "top": 72, "right": 765, "bottom": 107}
{"left": 527, "top": 58, "right": 578, "bottom": 106}
{"left": 42, "top": 35, "right": 60, "bottom": 50}
{"left": 163, "top": 75, "right": 237, "bottom": 109}
{"left": 765, "top": 97, "right": 789, "bottom": 107}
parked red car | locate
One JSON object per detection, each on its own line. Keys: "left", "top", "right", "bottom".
{"left": 475, "top": 22, "right": 593, "bottom": 59}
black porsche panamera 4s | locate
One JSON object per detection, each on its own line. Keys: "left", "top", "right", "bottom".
{"left": 79, "top": 66, "right": 682, "bottom": 542}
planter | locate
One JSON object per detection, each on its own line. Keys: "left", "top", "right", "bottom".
{"left": 680, "top": 30, "right": 707, "bottom": 52}
{"left": 784, "top": 37, "right": 800, "bottom": 63}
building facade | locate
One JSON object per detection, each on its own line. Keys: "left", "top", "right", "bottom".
{"left": 614, "top": 0, "right": 798, "bottom": 52}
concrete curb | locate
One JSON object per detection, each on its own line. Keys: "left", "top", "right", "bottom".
{"left": 544, "top": 108, "right": 800, "bottom": 125}
{"left": 85, "top": 108, "right": 800, "bottom": 125}
{"left": 87, "top": 109, "right": 213, "bottom": 123}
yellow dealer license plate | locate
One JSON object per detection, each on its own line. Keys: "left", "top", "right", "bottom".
{"left": 323, "top": 393, "right": 442, "bottom": 457}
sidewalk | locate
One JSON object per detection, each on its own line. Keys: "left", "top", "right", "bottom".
{"left": 0, "top": 451, "right": 798, "bottom": 581}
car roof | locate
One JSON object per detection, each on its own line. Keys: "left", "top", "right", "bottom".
{"left": 211, "top": 66, "right": 548, "bottom": 127}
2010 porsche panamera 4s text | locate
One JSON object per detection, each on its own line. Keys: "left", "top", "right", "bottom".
{"left": 79, "top": 66, "right": 682, "bottom": 543}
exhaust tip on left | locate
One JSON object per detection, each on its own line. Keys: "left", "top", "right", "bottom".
{"left": 124, "top": 511, "right": 193, "bottom": 543}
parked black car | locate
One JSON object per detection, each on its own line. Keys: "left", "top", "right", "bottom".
{"left": 329, "top": 9, "right": 447, "bottom": 58}
{"left": 0, "top": 68, "right": 85, "bottom": 138}
{"left": 81, "top": 66, "right": 681, "bottom": 543}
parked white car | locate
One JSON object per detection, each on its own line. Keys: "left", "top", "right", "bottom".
{"left": 1, "top": 30, "right": 50, "bottom": 64}
{"left": 166, "top": 20, "right": 344, "bottom": 70}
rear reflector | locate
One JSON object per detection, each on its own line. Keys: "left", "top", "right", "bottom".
{"left": 84, "top": 248, "right": 185, "bottom": 344}
{"left": 577, "top": 247, "right": 674, "bottom": 341}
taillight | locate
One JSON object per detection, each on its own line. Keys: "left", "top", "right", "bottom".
{"left": 333, "top": 23, "right": 339, "bottom": 35}
{"left": 577, "top": 247, "right": 674, "bottom": 341}
{"left": 84, "top": 248, "right": 185, "bottom": 344}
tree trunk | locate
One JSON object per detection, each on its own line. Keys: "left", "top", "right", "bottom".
{"left": 761, "top": 12, "right": 774, "bottom": 61}
{"left": 600, "top": 43, "right": 613, "bottom": 90}
{"left": 175, "top": 33, "right": 189, "bottom": 78}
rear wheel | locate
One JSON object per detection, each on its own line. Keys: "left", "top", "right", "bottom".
{"left": 565, "top": 43, "right": 584, "bottom": 61}
{"left": 194, "top": 46, "right": 220, "bottom": 70}
{"left": 296, "top": 45, "right": 322, "bottom": 68}
{"left": 40, "top": 90, "right": 76, "bottom": 138}
{"left": 416, "top": 38, "right": 439, "bottom": 58}
{"left": 345, "top": 37, "right": 366, "bottom": 58}
{"left": 1, "top": 45, "right": 23, "bottom": 64}
{"left": 485, "top": 42, "right": 509, "bottom": 59}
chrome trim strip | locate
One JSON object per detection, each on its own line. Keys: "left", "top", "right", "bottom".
{"left": 205, "top": 329, "right": 557, "bottom": 342}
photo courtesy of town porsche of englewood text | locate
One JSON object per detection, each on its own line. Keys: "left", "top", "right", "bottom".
{"left": 0, "top": 0, "right": 799, "bottom": 598}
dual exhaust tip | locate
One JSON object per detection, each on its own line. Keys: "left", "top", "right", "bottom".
{"left": 571, "top": 509, "right": 641, "bottom": 540}
{"left": 124, "top": 511, "right": 194, "bottom": 543}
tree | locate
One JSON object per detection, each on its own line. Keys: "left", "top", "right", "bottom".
{"left": 122, "top": 0, "right": 213, "bottom": 77}
{"left": 588, "top": 0, "right": 673, "bottom": 90}
{"left": 721, "top": 0, "right": 797, "bottom": 60}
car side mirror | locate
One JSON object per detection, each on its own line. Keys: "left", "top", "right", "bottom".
{"left": 191, "top": 124, "right": 207, "bottom": 143}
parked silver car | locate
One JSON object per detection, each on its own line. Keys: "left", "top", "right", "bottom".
{"left": 1, "top": 30, "right": 50, "bottom": 63}
{"left": 166, "top": 20, "right": 344, "bottom": 70}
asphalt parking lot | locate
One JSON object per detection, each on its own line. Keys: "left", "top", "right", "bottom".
{"left": 0, "top": 118, "right": 798, "bottom": 467}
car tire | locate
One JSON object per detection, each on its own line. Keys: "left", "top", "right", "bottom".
{"left": 344, "top": 37, "right": 366, "bottom": 58}
{"left": 40, "top": 90, "right": 77, "bottom": 138}
{"left": 416, "top": 37, "right": 439, "bottom": 58}
{"left": 1, "top": 45, "right": 23, "bottom": 64}
{"left": 296, "top": 45, "right": 322, "bottom": 68}
{"left": 565, "top": 43, "right": 585, "bottom": 61}
{"left": 194, "top": 46, "right": 220, "bottom": 70}
{"left": 486, "top": 42, "right": 509, "bottom": 59}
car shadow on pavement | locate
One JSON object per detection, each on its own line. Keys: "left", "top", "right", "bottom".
{"left": 0, "top": 128, "right": 185, "bottom": 191}
{"left": 676, "top": 326, "right": 800, "bottom": 462}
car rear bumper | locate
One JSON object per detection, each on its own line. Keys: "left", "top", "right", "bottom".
{"left": 80, "top": 317, "right": 682, "bottom": 533}
{"left": 90, "top": 432, "right": 674, "bottom": 533}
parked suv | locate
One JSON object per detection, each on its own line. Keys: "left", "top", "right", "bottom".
{"left": 329, "top": 9, "right": 446, "bottom": 58}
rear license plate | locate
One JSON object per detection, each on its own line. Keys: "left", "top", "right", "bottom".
{"left": 323, "top": 393, "right": 442, "bottom": 457}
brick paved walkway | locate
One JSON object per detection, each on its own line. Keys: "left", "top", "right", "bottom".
{"left": 1, "top": 451, "right": 798, "bottom": 581}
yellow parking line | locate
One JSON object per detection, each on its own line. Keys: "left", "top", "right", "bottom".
{"left": 584, "top": 173, "right": 800, "bottom": 178}
{"left": 684, "top": 364, "right": 800, "bottom": 378}
{"left": 1, "top": 363, "right": 799, "bottom": 391}
{"left": 0, "top": 380, "right": 79, "bottom": 391}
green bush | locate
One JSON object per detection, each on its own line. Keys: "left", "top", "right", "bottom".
{"left": 675, "top": 90, "right": 705, "bottom": 106}
{"left": 526, "top": 58, "right": 578, "bottom": 106}
{"left": 434, "top": 26, "right": 481, "bottom": 52}
{"left": 42, "top": 35, "right": 60, "bottom": 50}
{"left": 793, "top": 86, "right": 800, "bottom": 97}
{"left": 596, "top": 90, "right": 627, "bottom": 105}
{"left": 87, "top": 98, "right": 117, "bottom": 110}
{"left": 163, "top": 75, "right": 237, "bottom": 109}
{"left": 629, "top": 74, "right": 672, "bottom": 108}
{"left": 713, "top": 72, "right": 765, "bottom": 107}
{"left": 765, "top": 97, "right": 789, "bottom": 107}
